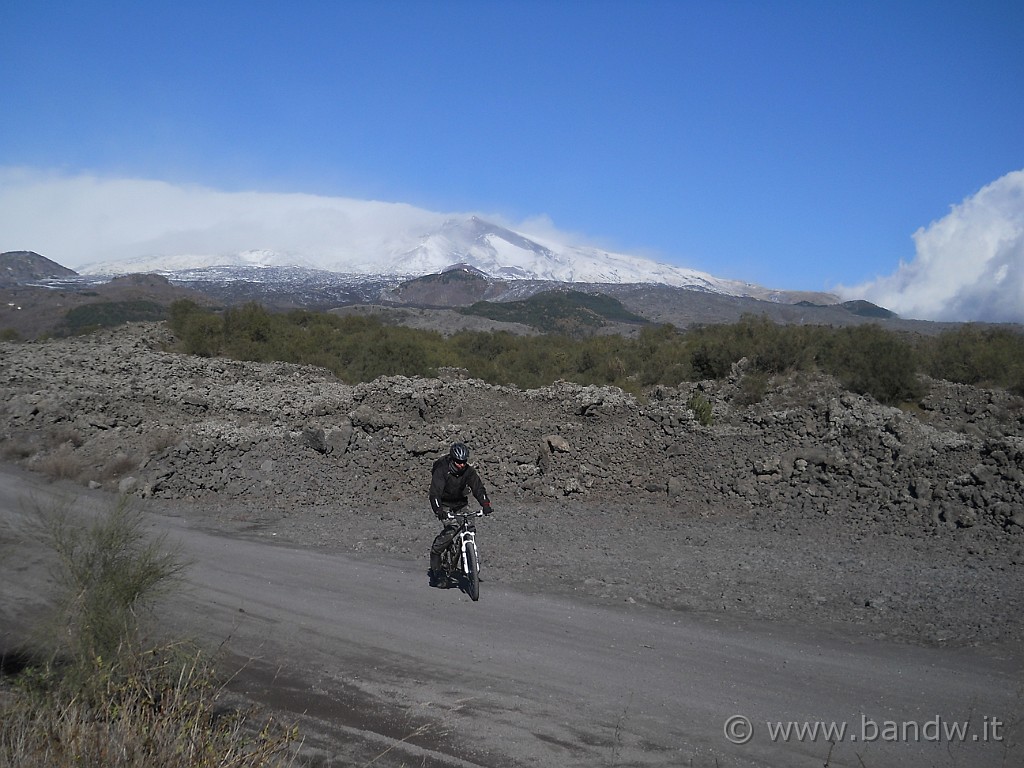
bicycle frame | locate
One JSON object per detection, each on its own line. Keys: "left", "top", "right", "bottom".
{"left": 439, "top": 509, "right": 484, "bottom": 599}
{"left": 443, "top": 511, "right": 481, "bottom": 572}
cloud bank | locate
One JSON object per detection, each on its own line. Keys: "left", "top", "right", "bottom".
{"left": 843, "top": 170, "right": 1024, "bottom": 323}
{"left": 0, "top": 168, "right": 466, "bottom": 271}
{"left": 1, "top": 168, "right": 609, "bottom": 274}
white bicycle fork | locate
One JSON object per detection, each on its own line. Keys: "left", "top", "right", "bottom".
{"left": 459, "top": 530, "right": 478, "bottom": 574}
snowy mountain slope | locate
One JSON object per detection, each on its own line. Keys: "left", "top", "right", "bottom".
{"left": 79, "top": 214, "right": 836, "bottom": 303}
{"left": 390, "top": 216, "right": 743, "bottom": 289}
{"left": 81, "top": 249, "right": 318, "bottom": 275}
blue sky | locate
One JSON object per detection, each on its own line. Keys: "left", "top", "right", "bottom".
{"left": 1, "top": 0, "right": 1022, "bottom": 318}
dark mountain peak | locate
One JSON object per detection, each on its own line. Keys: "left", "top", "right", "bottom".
{"left": 441, "top": 263, "right": 488, "bottom": 277}
{"left": 797, "top": 297, "right": 897, "bottom": 319}
{"left": 839, "top": 299, "right": 897, "bottom": 319}
{"left": 459, "top": 289, "right": 648, "bottom": 335}
{"left": 1, "top": 251, "right": 78, "bottom": 285}
{"left": 386, "top": 266, "right": 507, "bottom": 307}
{"left": 109, "top": 273, "right": 174, "bottom": 288}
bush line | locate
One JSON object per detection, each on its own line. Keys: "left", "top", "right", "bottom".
{"left": 167, "top": 301, "right": 1024, "bottom": 405}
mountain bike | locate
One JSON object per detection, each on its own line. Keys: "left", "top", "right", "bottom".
{"left": 437, "top": 509, "right": 485, "bottom": 601}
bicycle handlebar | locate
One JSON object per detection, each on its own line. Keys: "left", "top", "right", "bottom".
{"left": 444, "top": 509, "right": 485, "bottom": 520}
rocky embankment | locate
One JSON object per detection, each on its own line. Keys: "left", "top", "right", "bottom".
{"left": 2, "top": 323, "right": 1022, "bottom": 650}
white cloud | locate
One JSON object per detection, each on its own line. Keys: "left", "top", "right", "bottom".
{"left": 1, "top": 168, "right": 649, "bottom": 275}
{"left": 0, "top": 167, "right": 453, "bottom": 270}
{"left": 842, "top": 170, "right": 1024, "bottom": 323}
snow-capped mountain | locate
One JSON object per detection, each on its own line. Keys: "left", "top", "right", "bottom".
{"left": 390, "top": 217, "right": 752, "bottom": 293}
{"left": 79, "top": 215, "right": 824, "bottom": 302}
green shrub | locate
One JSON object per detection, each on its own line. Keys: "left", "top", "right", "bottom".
{"left": 819, "top": 325, "right": 923, "bottom": 405}
{"left": 922, "top": 324, "right": 1024, "bottom": 393}
{"left": 735, "top": 371, "right": 770, "bottom": 406}
{"left": 170, "top": 300, "right": 224, "bottom": 358}
{"left": 687, "top": 329, "right": 747, "bottom": 380}
{"left": 684, "top": 315, "right": 824, "bottom": 380}
{"left": 688, "top": 392, "right": 714, "bottom": 426}
{"left": 56, "top": 300, "right": 166, "bottom": 336}
{"left": 31, "top": 496, "right": 187, "bottom": 672}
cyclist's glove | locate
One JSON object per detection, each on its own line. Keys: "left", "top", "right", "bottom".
{"left": 482, "top": 501, "right": 493, "bottom": 515}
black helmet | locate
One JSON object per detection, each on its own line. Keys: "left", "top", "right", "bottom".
{"left": 449, "top": 442, "right": 469, "bottom": 464}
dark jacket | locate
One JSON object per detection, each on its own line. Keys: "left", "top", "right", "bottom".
{"left": 429, "top": 456, "right": 489, "bottom": 515}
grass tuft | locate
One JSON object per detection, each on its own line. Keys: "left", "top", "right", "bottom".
{"left": 146, "top": 427, "right": 181, "bottom": 455}
{"left": 1, "top": 495, "right": 296, "bottom": 767}
{"left": 100, "top": 452, "right": 140, "bottom": 481}
{"left": 0, "top": 439, "right": 35, "bottom": 461}
{"left": 34, "top": 446, "right": 83, "bottom": 482}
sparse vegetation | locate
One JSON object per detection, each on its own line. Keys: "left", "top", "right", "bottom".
{"left": 99, "top": 452, "right": 140, "bottom": 482}
{"left": 54, "top": 300, "right": 167, "bottom": 337}
{"left": 0, "top": 642, "right": 297, "bottom": 768}
{"left": 687, "top": 392, "right": 714, "bottom": 426}
{"left": 0, "top": 438, "right": 35, "bottom": 461}
{"left": 166, "top": 299, "right": 1024, "bottom": 405}
{"left": 819, "top": 324, "right": 924, "bottom": 404}
{"left": 34, "top": 445, "right": 83, "bottom": 482}
{"left": 146, "top": 427, "right": 182, "bottom": 455}
{"left": 919, "top": 324, "right": 1024, "bottom": 395}
{"left": 734, "top": 370, "right": 770, "bottom": 407}
{"left": 45, "top": 425, "right": 85, "bottom": 449}
{"left": 0, "top": 496, "right": 296, "bottom": 767}
{"left": 29, "top": 496, "right": 188, "bottom": 674}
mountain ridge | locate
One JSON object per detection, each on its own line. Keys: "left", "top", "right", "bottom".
{"left": 0, "top": 250, "right": 78, "bottom": 285}
{"left": 1, "top": 249, "right": 970, "bottom": 341}
{"left": 71, "top": 216, "right": 840, "bottom": 306}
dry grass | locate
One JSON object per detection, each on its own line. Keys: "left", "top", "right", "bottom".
{"left": 0, "top": 438, "right": 35, "bottom": 461}
{"left": 45, "top": 425, "right": 85, "bottom": 449}
{"left": 100, "top": 452, "right": 140, "bottom": 481}
{"left": 0, "top": 642, "right": 297, "bottom": 768}
{"left": 0, "top": 496, "right": 298, "bottom": 768}
{"left": 146, "top": 427, "right": 182, "bottom": 455}
{"left": 33, "top": 446, "right": 83, "bottom": 482}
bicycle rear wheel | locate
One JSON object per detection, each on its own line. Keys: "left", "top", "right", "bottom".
{"left": 464, "top": 543, "right": 480, "bottom": 602}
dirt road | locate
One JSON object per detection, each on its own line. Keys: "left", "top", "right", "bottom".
{"left": 2, "top": 464, "right": 1020, "bottom": 768}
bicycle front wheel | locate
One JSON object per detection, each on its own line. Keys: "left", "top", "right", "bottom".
{"left": 464, "top": 543, "right": 480, "bottom": 602}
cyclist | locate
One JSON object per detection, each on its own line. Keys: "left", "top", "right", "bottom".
{"left": 428, "top": 442, "right": 493, "bottom": 587}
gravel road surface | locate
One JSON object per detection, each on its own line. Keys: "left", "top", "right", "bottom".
{"left": 2, "top": 464, "right": 1020, "bottom": 768}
